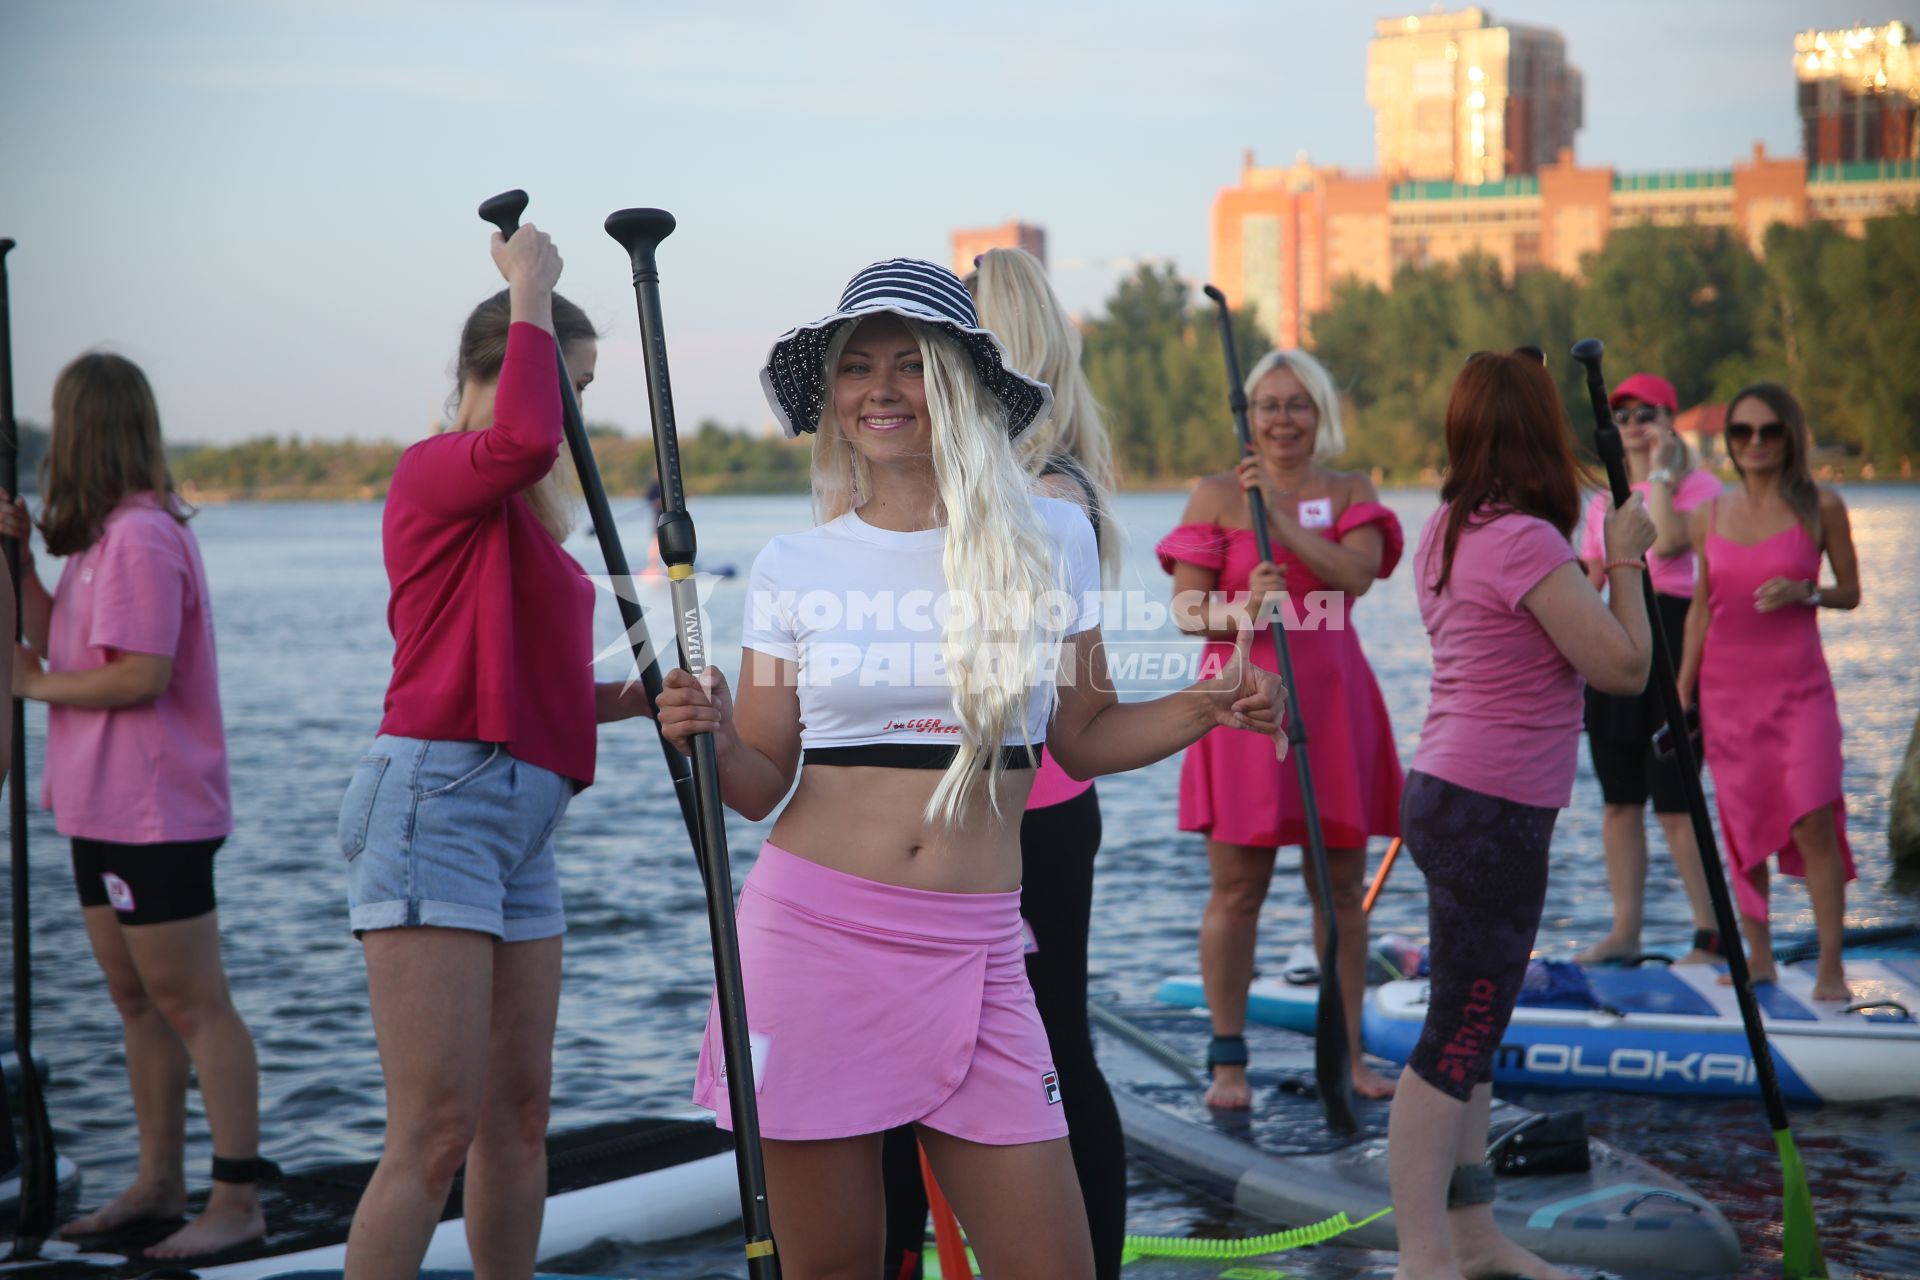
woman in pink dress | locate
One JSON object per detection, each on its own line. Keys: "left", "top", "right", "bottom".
{"left": 1678, "top": 383, "right": 1860, "bottom": 1000}
{"left": 1159, "top": 349, "right": 1404, "bottom": 1107}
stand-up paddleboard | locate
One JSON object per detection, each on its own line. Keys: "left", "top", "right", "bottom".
{"left": 0, "top": 1116, "right": 736, "bottom": 1279}
{"left": 1155, "top": 939, "right": 1420, "bottom": 1037}
{"left": 1093, "top": 1002, "right": 1741, "bottom": 1275}
{"left": 0, "top": 1154, "right": 80, "bottom": 1222}
{"left": 1161, "top": 923, "right": 1920, "bottom": 1055}
{"left": 1367, "top": 956, "right": 1920, "bottom": 1104}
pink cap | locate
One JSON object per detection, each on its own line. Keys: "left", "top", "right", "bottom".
{"left": 1609, "top": 372, "right": 1677, "bottom": 413}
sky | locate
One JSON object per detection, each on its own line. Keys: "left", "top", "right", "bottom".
{"left": 0, "top": 0, "right": 1882, "bottom": 445}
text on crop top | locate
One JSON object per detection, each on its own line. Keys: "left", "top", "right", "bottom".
{"left": 740, "top": 495, "right": 1101, "bottom": 761}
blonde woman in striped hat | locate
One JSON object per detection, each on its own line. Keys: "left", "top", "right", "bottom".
{"left": 657, "top": 258, "right": 1285, "bottom": 1280}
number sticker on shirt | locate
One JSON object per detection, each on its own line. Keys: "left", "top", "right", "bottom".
{"left": 1297, "top": 498, "right": 1334, "bottom": 529}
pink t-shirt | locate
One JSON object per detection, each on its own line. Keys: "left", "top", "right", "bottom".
{"left": 1578, "top": 469, "right": 1720, "bottom": 598}
{"left": 43, "top": 494, "right": 232, "bottom": 843}
{"left": 1411, "top": 505, "right": 1583, "bottom": 809}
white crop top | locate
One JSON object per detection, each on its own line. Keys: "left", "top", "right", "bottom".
{"left": 740, "top": 495, "right": 1102, "bottom": 765}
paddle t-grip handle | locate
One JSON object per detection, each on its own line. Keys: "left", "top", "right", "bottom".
{"left": 604, "top": 208, "right": 677, "bottom": 256}
{"left": 478, "top": 189, "right": 531, "bottom": 239}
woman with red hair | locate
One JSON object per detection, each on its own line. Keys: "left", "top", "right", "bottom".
{"left": 1388, "top": 351, "right": 1655, "bottom": 1280}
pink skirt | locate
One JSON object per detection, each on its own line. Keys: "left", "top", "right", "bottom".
{"left": 693, "top": 842, "right": 1068, "bottom": 1145}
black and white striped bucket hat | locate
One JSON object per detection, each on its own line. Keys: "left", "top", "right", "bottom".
{"left": 759, "top": 258, "right": 1053, "bottom": 441}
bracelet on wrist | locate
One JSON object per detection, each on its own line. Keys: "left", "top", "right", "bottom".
{"left": 1604, "top": 558, "right": 1647, "bottom": 573}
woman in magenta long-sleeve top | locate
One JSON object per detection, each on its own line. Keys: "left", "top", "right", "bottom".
{"left": 335, "top": 227, "right": 652, "bottom": 1278}
{"left": 1158, "top": 348, "right": 1405, "bottom": 1108}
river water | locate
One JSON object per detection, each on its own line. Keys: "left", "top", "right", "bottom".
{"left": 5, "top": 487, "right": 1917, "bottom": 1279}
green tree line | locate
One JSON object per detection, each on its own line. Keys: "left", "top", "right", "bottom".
{"left": 158, "top": 211, "right": 1920, "bottom": 499}
{"left": 1085, "top": 212, "right": 1920, "bottom": 483}
{"left": 169, "top": 419, "right": 812, "bottom": 500}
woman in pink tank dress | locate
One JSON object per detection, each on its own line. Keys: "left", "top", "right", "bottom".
{"left": 1159, "top": 349, "right": 1404, "bottom": 1107}
{"left": 1678, "top": 382, "right": 1860, "bottom": 1000}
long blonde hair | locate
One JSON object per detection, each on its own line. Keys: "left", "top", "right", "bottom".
{"left": 968, "top": 248, "right": 1121, "bottom": 587}
{"left": 450, "top": 289, "right": 596, "bottom": 542}
{"left": 809, "top": 319, "right": 1060, "bottom": 826}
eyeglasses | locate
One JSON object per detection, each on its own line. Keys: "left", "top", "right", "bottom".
{"left": 1726, "top": 421, "right": 1786, "bottom": 445}
{"left": 1613, "top": 405, "right": 1664, "bottom": 426}
{"left": 1252, "top": 397, "right": 1318, "bottom": 421}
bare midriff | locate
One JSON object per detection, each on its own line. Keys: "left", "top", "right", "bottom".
{"left": 768, "top": 763, "right": 1035, "bottom": 893}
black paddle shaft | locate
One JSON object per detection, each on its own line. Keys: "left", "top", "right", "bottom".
{"left": 475, "top": 192, "right": 700, "bottom": 850}
{"left": 1201, "top": 285, "right": 1358, "bottom": 1136}
{"left": 0, "top": 237, "right": 59, "bottom": 1256}
{"left": 1571, "top": 339, "right": 1799, "bottom": 1135}
{"left": 603, "top": 207, "right": 778, "bottom": 1279}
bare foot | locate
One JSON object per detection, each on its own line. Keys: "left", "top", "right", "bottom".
{"left": 1811, "top": 972, "right": 1852, "bottom": 1002}
{"left": 1353, "top": 1061, "right": 1397, "bottom": 1099}
{"left": 1675, "top": 947, "right": 1721, "bottom": 966}
{"left": 1573, "top": 936, "right": 1639, "bottom": 966}
{"left": 60, "top": 1180, "right": 187, "bottom": 1238}
{"left": 1204, "top": 1064, "right": 1254, "bottom": 1109}
{"left": 1456, "top": 1231, "right": 1576, "bottom": 1280}
{"left": 143, "top": 1199, "right": 266, "bottom": 1259}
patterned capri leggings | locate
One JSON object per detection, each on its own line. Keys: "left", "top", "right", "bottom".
{"left": 1402, "top": 769, "right": 1559, "bottom": 1101}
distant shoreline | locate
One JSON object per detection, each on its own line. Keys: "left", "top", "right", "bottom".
{"left": 179, "top": 473, "right": 1920, "bottom": 505}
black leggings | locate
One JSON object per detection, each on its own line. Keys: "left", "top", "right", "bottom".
{"left": 1401, "top": 770, "right": 1558, "bottom": 1102}
{"left": 881, "top": 784, "right": 1126, "bottom": 1279}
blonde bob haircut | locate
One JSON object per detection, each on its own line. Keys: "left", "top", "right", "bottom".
{"left": 967, "top": 247, "right": 1121, "bottom": 588}
{"left": 1243, "top": 348, "right": 1346, "bottom": 462}
{"left": 809, "top": 317, "right": 1061, "bottom": 828}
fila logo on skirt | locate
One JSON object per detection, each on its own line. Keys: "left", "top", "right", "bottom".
{"left": 1042, "top": 1070, "right": 1063, "bottom": 1106}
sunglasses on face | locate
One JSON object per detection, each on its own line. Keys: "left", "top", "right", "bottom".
{"left": 1727, "top": 421, "right": 1786, "bottom": 445}
{"left": 1613, "top": 405, "right": 1664, "bottom": 426}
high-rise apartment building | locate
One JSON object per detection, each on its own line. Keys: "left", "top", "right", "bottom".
{"left": 1366, "top": 6, "right": 1582, "bottom": 185}
{"left": 1212, "top": 144, "right": 1917, "bottom": 349}
{"left": 950, "top": 221, "right": 1047, "bottom": 277}
{"left": 1797, "top": 22, "right": 1918, "bottom": 169}
{"left": 1216, "top": 13, "right": 1920, "bottom": 348}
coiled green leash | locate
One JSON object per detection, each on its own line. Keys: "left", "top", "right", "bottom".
{"left": 1121, "top": 1206, "right": 1393, "bottom": 1262}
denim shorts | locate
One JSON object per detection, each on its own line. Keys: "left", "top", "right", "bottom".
{"left": 338, "top": 735, "right": 572, "bottom": 942}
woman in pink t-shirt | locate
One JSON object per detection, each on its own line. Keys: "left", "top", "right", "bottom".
{"left": 1573, "top": 372, "right": 1721, "bottom": 966}
{"left": 1389, "top": 351, "right": 1655, "bottom": 1280}
{"left": 4, "top": 354, "right": 265, "bottom": 1258}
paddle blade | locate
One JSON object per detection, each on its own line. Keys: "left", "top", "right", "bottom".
{"left": 1773, "top": 1128, "right": 1828, "bottom": 1278}
{"left": 1312, "top": 939, "right": 1359, "bottom": 1136}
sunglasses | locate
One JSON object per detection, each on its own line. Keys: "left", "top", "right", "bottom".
{"left": 1612, "top": 405, "right": 1664, "bottom": 426}
{"left": 1727, "top": 421, "right": 1786, "bottom": 445}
